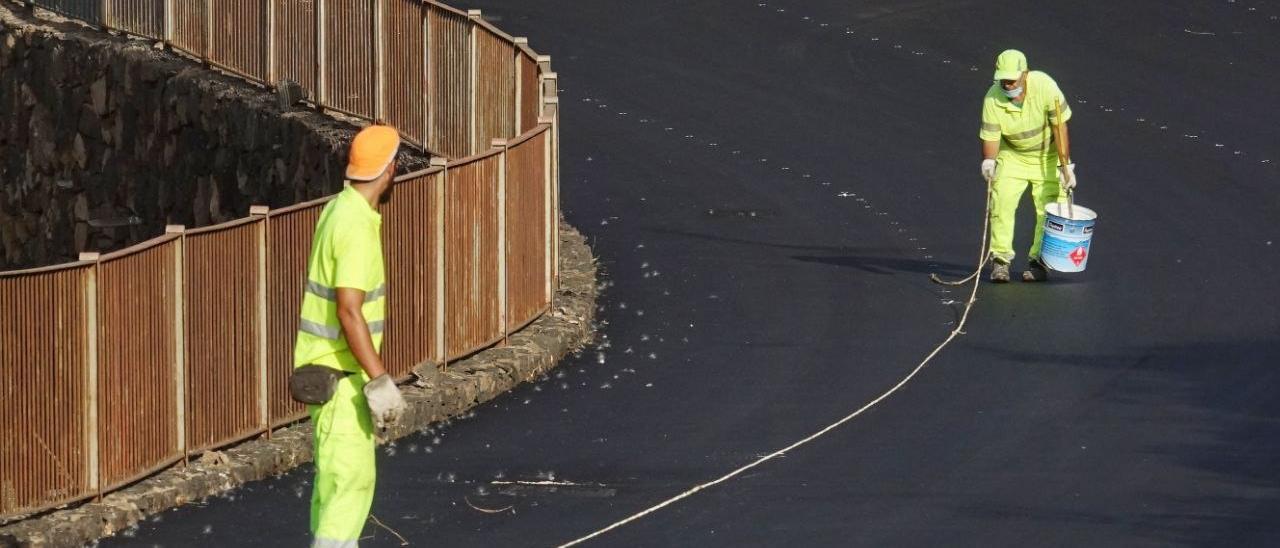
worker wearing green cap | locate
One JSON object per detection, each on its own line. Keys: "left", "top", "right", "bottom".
{"left": 979, "top": 49, "right": 1076, "bottom": 282}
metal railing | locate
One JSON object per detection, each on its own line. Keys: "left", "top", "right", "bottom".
{"left": 2, "top": 0, "right": 561, "bottom": 522}
{"left": 12, "top": 0, "right": 551, "bottom": 157}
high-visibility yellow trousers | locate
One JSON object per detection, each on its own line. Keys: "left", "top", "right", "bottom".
{"left": 989, "top": 173, "right": 1063, "bottom": 264}
{"left": 309, "top": 374, "right": 375, "bottom": 548}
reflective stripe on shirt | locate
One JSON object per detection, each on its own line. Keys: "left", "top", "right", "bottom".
{"left": 298, "top": 318, "right": 386, "bottom": 340}
{"left": 306, "top": 280, "right": 386, "bottom": 303}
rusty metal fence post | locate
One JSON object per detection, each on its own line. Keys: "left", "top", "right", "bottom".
{"left": 422, "top": 4, "right": 432, "bottom": 154}
{"left": 467, "top": 9, "right": 480, "bottom": 154}
{"left": 540, "top": 60, "right": 560, "bottom": 292}
{"left": 316, "top": 0, "right": 327, "bottom": 106}
{"left": 77, "top": 252, "right": 102, "bottom": 500}
{"left": 264, "top": 0, "right": 275, "bottom": 84}
{"left": 431, "top": 157, "right": 448, "bottom": 367}
{"left": 202, "top": 0, "right": 212, "bottom": 63}
{"left": 163, "top": 0, "right": 174, "bottom": 42}
{"left": 250, "top": 206, "right": 271, "bottom": 437}
{"left": 512, "top": 37, "right": 526, "bottom": 134}
{"left": 165, "top": 225, "right": 188, "bottom": 463}
{"left": 491, "top": 138, "right": 509, "bottom": 344}
{"left": 539, "top": 119, "right": 554, "bottom": 306}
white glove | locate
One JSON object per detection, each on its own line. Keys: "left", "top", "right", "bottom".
{"left": 363, "top": 374, "right": 406, "bottom": 428}
{"left": 981, "top": 159, "right": 996, "bottom": 183}
{"left": 1058, "top": 162, "right": 1077, "bottom": 191}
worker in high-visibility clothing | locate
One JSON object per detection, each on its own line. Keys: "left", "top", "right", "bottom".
{"left": 294, "top": 124, "right": 407, "bottom": 547}
{"left": 979, "top": 49, "right": 1077, "bottom": 282}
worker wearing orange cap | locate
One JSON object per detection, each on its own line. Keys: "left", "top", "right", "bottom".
{"left": 292, "top": 124, "right": 406, "bottom": 547}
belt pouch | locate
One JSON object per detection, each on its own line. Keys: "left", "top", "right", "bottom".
{"left": 289, "top": 365, "right": 349, "bottom": 405}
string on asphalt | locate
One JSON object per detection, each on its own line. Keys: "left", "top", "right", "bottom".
{"left": 559, "top": 183, "right": 995, "bottom": 547}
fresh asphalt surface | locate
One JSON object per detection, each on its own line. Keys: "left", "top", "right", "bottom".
{"left": 110, "top": 1, "right": 1280, "bottom": 546}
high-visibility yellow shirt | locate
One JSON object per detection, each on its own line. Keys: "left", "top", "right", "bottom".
{"left": 292, "top": 185, "right": 386, "bottom": 372}
{"left": 979, "top": 70, "right": 1073, "bottom": 181}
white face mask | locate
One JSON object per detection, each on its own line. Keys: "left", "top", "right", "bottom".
{"left": 1002, "top": 86, "right": 1023, "bottom": 98}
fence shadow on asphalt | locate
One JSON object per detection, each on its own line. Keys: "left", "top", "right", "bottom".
{"left": 791, "top": 254, "right": 970, "bottom": 278}
{"left": 642, "top": 227, "right": 972, "bottom": 278}
{"left": 957, "top": 339, "right": 1280, "bottom": 546}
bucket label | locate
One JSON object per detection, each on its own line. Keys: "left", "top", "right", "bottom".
{"left": 1069, "top": 246, "right": 1088, "bottom": 267}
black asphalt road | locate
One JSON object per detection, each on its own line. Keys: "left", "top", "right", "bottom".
{"left": 111, "top": 1, "right": 1280, "bottom": 546}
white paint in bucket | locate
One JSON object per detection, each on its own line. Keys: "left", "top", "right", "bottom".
{"left": 1041, "top": 201, "right": 1098, "bottom": 272}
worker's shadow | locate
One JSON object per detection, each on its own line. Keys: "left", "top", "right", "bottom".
{"left": 792, "top": 254, "right": 970, "bottom": 278}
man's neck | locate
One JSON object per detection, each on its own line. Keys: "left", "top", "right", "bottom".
{"left": 351, "top": 182, "right": 380, "bottom": 209}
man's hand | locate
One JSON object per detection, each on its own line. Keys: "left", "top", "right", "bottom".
{"left": 1058, "top": 163, "right": 1077, "bottom": 191}
{"left": 364, "top": 374, "right": 406, "bottom": 429}
{"left": 981, "top": 159, "right": 997, "bottom": 183}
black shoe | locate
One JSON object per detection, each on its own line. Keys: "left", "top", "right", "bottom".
{"left": 990, "top": 261, "right": 1010, "bottom": 283}
{"left": 1022, "top": 258, "right": 1049, "bottom": 282}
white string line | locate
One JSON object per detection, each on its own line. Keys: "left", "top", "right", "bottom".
{"left": 559, "top": 183, "right": 994, "bottom": 548}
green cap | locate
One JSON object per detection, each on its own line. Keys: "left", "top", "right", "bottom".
{"left": 993, "top": 49, "right": 1027, "bottom": 81}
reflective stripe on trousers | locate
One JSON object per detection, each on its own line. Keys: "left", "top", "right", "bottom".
{"left": 312, "top": 537, "right": 360, "bottom": 548}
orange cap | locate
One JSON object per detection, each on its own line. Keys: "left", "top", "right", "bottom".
{"left": 346, "top": 125, "right": 401, "bottom": 181}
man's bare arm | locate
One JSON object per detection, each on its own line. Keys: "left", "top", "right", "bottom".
{"left": 982, "top": 139, "right": 999, "bottom": 160}
{"left": 336, "top": 287, "right": 386, "bottom": 379}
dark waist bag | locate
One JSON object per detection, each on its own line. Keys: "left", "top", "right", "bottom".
{"left": 289, "top": 365, "right": 354, "bottom": 405}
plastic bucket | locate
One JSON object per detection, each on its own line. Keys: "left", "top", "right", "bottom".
{"left": 1041, "top": 201, "right": 1097, "bottom": 272}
